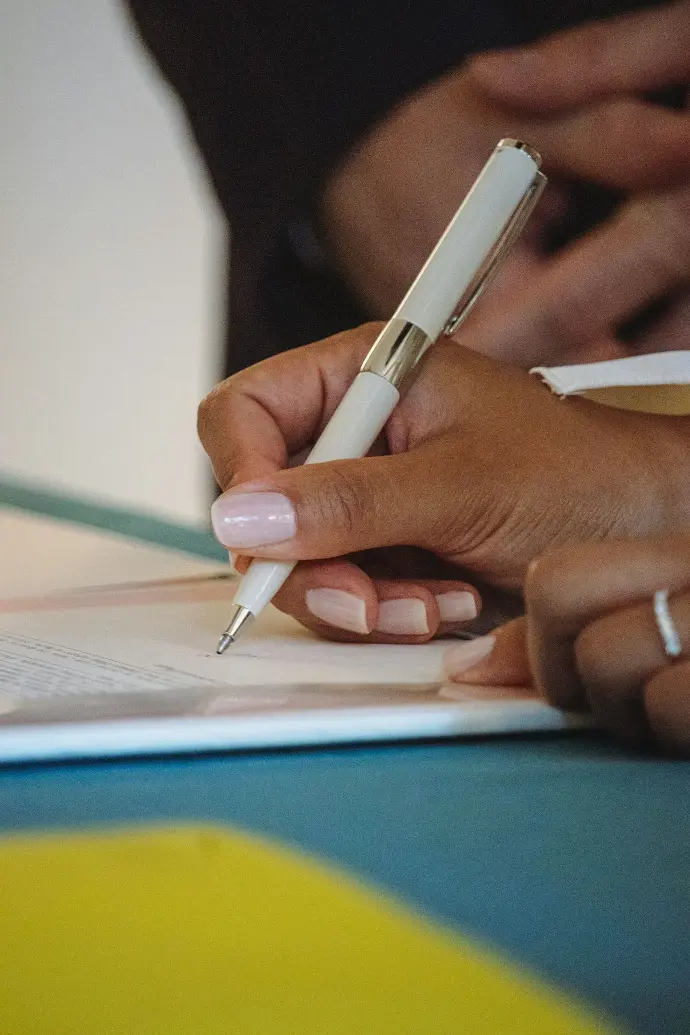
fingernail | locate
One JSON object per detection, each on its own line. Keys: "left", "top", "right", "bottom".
{"left": 306, "top": 588, "right": 370, "bottom": 635}
{"left": 436, "top": 591, "right": 478, "bottom": 623}
{"left": 211, "top": 492, "right": 296, "bottom": 548}
{"left": 444, "top": 635, "right": 496, "bottom": 679}
{"left": 376, "top": 598, "right": 429, "bottom": 635}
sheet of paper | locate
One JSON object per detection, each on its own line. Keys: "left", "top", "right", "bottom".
{"left": 0, "top": 632, "right": 222, "bottom": 699}
{"left": 0, "top": 508, "right": 583, "bottom": 760}
{"left": 531, "top": 351, "right": 690, "bottom": 394}
{"left": 0, "top": 592, "right": 584, "bottom": 761}
{"left": 0, "top": 601, "right": 448, "bottom": 697}
{"left": 0, "top": 506, "right": 449, "bottom": 702}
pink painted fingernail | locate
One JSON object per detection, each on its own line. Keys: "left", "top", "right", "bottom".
{"left": 376, "top": 598, "right": 429, "bottom": 635}
{"left": 306, "top": 588, "right": 370, "bottom": 634}
{"left": 444, "top": 635, "right": 496, "bottom": 679}
{"left": 435, "top": 591, "right": 478, "bottom": 623}
{"left": 211, "top": 492, "right": 296, "bottom": 548}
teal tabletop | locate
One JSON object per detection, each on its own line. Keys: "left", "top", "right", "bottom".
{"left": 1, "top": 479, "right": 688, "bottom": 1035}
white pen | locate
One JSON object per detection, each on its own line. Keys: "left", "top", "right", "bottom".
{"left": 216, "top": 139, "right": 546, "bottom": 653}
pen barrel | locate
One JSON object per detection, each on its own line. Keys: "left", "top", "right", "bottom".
{"left": 233, "top": 372, "right": 400, "bottom": 617}
{"left": 395, "top": 142, "right": 539, "bottom": 340}
{"left": 232, "top": 558, "right": 297, "bottom": 616}
{"left": 229, "top": 141, "right": 544, "bottom": 629}
{"left": 305, "top": 371, "right": 400, "bottom": 463}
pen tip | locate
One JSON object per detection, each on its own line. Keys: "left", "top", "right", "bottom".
{"left": 216, "top": 605, "right": 255, "bottom": 655}
{"left": 216, "top": 633, "right": 232, "bottom": 655}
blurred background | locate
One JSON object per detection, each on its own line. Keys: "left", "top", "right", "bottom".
{"left": 0, "top": 0, "right": 224, "bottom": 526}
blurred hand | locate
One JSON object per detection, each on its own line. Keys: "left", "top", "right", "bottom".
{"left": 199, "top": 323, "right": 689, "bottom": 643}
{"left": 466, "top": 0, "right": 690, "bottom": 356}
{"left": 444, "top": 536, "right": 690, "bottom": 757}
{"left": 322, "top": 1, "right": 690, "bottom": 365}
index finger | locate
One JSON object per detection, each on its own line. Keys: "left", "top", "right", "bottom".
{"left": 197, "top": 325, "right": 379, "bottom": 490}
{"left": 467, "top": 0, "right": 690, "bottom": 112}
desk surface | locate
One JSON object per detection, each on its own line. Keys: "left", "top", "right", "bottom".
{"left": 1, "top": 478, "right": 688, "bottom": 1035}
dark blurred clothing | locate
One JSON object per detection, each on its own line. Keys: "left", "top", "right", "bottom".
{"left": 125, "top": 0, "right": 660, "bottom": 376}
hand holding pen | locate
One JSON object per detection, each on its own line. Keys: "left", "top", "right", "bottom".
{"left": 200, "top": 116, "right": 690, "bottom": 647}
{"left": 210, "top": 140, "right": 545, "bottom": 650}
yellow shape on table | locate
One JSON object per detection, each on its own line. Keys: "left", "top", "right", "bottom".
{"left": 0, "top": 825, "right": 621, "bottom": 1034}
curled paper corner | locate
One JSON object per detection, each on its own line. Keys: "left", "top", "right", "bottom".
{"left": 531, "top": 352, "right": 690, "bottom": 415}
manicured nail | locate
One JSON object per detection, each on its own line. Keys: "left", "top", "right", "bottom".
{"left": 376, "top": 598, "right": 429, "bottom": 635}
{"left": 444, "top": 635, "right": 496, "bottom": 679}
{"left": 211, "top": 492, "right": 296, "bottom": 548}
{"left": 436, "top": 591, "right": 478, "bottom": 623}
{"left": 306, "top": 588, "right": 370, "bottom": 635}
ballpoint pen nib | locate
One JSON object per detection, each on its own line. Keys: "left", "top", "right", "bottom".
{"left": 215, "top": 604, "right": 255, "bottom": 656}
{"left": 216, "top": 633, "right": 233, "bottom": 655}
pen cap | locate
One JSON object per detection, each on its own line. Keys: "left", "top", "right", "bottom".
{"left": 395, "top": 142, "right": 540, "bottom": 340}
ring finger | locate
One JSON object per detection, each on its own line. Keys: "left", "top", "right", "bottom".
{"left": 573, "top": 589, "right": 690, "bottom": 743}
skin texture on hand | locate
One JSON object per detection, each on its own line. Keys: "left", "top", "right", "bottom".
{"left": 199, "top": 325, "right": 690, "bottom": 644}
{"left": 444, "top": 536, "right": 690, "bottom": 757}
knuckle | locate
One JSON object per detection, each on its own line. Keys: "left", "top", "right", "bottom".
{"left": 196, "top": 379, "right": 230, "bottom": 445}
{"left": 197, "top": 362, "right": 265, "bottom": 444}
{"left": 317, "top": 466, "right": 365, "bottom": 538}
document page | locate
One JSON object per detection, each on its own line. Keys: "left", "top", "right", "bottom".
{"left": 0, "top": 632, "right": 222, "bottom": 698}
{"left": 0, "top": 595, "right": 582, "bottom": 761}
{"left": 0, "top": 599, "right": 448, "bottom": 698}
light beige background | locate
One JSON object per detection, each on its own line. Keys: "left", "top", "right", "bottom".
{"left": 0, "top": 0, "right": 225, "bottom": 524}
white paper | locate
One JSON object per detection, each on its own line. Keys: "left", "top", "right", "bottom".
{"left": 531, "top": 351, "right": 690, "bottom": 396}
{"left": 0, "top": 601, "right": 449, "bottom": 694}
{"left": 0, "top": 632, "right": 222, "bottom": 699}
{"left": 0, "top": 599, "right": 584, "bottom": 761}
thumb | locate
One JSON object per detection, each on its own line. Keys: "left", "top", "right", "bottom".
{"left": 444, "top": 618, "right": 532, "bottom": 686}
{"left": 210, "top": 450, "right": 441, "bottom": 561}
